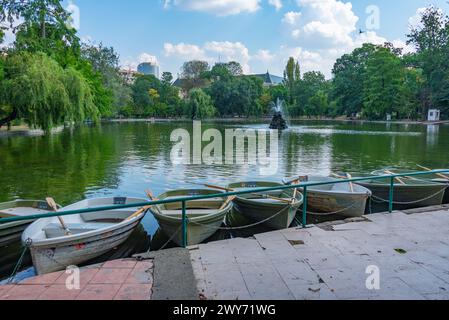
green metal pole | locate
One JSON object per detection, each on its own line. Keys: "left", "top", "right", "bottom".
{"left": 182, "top": 200, "right": 188, "bottom": 248}
{"left": 389, "top": 176, "right": 394, "bottom": 213}
{"left": 302, "top": 186, "right": 308, "bottom": 227}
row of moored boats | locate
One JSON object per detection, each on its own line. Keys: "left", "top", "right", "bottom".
{"left": 1, "top": 168, "right": 448, "bottom": 275}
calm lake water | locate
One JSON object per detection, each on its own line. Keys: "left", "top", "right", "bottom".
{"left": 1, "top": 120, "right": 449, "bottom": 280}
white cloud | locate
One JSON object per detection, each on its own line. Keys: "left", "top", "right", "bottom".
{"left": 204, "top": 41, "right": 251, "bottom": 73}
{"left": 163, "top": 0, "right": 261, "bottom": 16}
{"left": 285, "top": 0, "right": 359, "bottom": 50}
{"left": 138, "top": 53, "right": 159, "bottom": 64}
{"left": 164, "top": 41, "right": 253, "bottom": 73}
{"left": 282, "top": 11, "right": 302, "bottom": 25}
{"left": 408, "top": 7, "right": 427, "bottom": 30}
{"left": 253, "top": 49, "right": 276, "bottom": 63}
{"left": 292, "top": 29, "right": 301, "bottom": 38}
{"left": 122, "top": 53, "right": 159, "bottom": 71}
{"left": 391, "top": 39, "right": 416, "bottom": 55}
{"left": 277, "top": 0, "right": 409, "bottom": 78}
{"left": 268, "top": 0, "right": 282, "bottom": 11}
{"left": 164, "top": 42, "right": 207, "bottom": 60}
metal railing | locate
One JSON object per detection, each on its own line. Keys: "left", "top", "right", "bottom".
{"left": 1, "top": 169, "right": 448, "bottom": 248}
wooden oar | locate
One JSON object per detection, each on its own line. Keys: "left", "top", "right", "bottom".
{"left": 346, "top": 173, "right": 355, "bottom": 192}
{"left": 219, "top": 196, "right": 237, "bottom": 210}
{"left": 291, "top": 180, "right": 300, "bottom": 204}
{"left": 46, "top": 197, "right": 72, "bottom": 236}
{"left": 417, "top": 164, "right": 449, "bottom": 180}
{"left": 330, "top": 173, "right": 355, "bottom": 193}
{"left": 204, "top": 184, "right": 292, "bottom": 204}
{"left": 387, "top": 169, "right": 422, "bottom": 182}
{"left": 125, "top": 206, "right": 151, "bottom": 221}
{"left": 145, "top": 190, "right": 164, "bottom": 215}
{"left": 384, "top": 170, "right": 406, "bottom": 185}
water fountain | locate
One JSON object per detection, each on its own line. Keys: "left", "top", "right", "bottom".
{"left": 269, "top": 98, "right": 289, "bottom": 130}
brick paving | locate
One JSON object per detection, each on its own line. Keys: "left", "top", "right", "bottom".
{"left": 0, "top": 258, "right": 154, "bottom": 300}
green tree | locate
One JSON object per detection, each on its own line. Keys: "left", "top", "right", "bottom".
{"left": 81, "top": 42, "right": 129, "bottom": 116}
{"left": 362, "top": 47, "right": 404, "bottom": 120}
{"left": 131, "top": 75, "right": 160, "bottom": 116}
{"left": 283, "top": 57, "right": 300, "bottom": 105}
{"left": 208, "top": 74, "right": 263, "bottom": 117}
{"left": 332, "top": 43, "right": 377, "bottom": 116}
{"left": 181, "top": 60, "right": 210, "bottom": 93}
{"left": 407, "top": 7, "right": 449, "bottom": 118}
{"left": 0, "top": 52, "right": 97, "bottom": 130}
{"left": 291, "top": 71, "right": 329, "bottom": 117}
{"left": 185, "top": 88, "right": 216, "bottom": 120}
{"left": 1, "top": 0, "right": 80, "bottom": 67}
{"left": 307, "top": 90, "right": 329, "bottom": 117}
{"left": 161, "top": 71, "right": 174, "bottom": 85}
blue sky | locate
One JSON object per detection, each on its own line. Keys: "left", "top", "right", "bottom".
{"left": 65, "top": 0, "right": 449, "bottom": 78}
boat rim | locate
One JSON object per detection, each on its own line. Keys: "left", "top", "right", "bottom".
{"left": 152, "top": 189, "right": 233, "bottom": 222}
{"left": 282, "top": 176, "right": 372, "bottom": 196}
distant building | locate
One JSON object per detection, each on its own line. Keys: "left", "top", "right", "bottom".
{"left": 172, "top": 78, "right": 188, "bottom": 99}
{"left": 250, "top": 71, "right": 284, "bottom": 87}
{"left": 137, "top": 62, "right": 160, "bottom": 78}
{"left": 119, "top": 69, "right": 141, "bottom": 84}
{"left": 428, "top": 109, "right": 441, "bottom": 122}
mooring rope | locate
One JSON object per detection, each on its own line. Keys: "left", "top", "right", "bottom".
{"left": 7, "top": 246, "right": 28, "bottom": 284}
{"left": 189, "top": 204, "right": 293, "bottom": 230}
{"left": 159, "top": 225, "right": 183, "bottom": 251}
{"left": 304, "top": 198, "right": 366, "bottom": 216}
{"left": 370, "top": 188, "right": 446, "bottom": 205}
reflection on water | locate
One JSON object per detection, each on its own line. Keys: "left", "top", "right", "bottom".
{"left": 1, "top": 120, "right": 449, "bottom": 280}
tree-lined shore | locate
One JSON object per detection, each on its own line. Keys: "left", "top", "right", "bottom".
{"left": 1, "top": 1, "right": 448, "bottom": 133}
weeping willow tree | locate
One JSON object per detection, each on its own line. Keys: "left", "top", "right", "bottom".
{"left": 0, "top": 52, "right": 98, "bottom": 131}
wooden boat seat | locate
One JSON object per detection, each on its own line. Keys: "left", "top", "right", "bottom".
{"left": 43, "top": 222, "right": 116, "bottom": 239}
{"left": 162, "top": 197, "right": 224, "bottom": 210}
{"left": 80, "top": 209, "right": 136, "bottom": 222}
{"left": 160, "top": 209, "right": 218, "bottom": 217}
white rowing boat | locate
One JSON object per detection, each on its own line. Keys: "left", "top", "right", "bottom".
{"left": 283, "top": 176, "right": 372, "bottom": 217}
{"left": 22, "top": 197, "right": 148, "bottom": 275}
{"left": 0, "top": 200, "right": 60, "bottom": 246}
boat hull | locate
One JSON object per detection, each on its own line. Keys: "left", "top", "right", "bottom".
{"left": 357, "top": 182, "right": 446, "bottom": 212}
{"left": 305, "top": 190, "right": 369, "bottom": 217}
{"left": 0, "top": 200, "right": 58, "bottom": 246}
{"left": 28, "top": 217, "right": 143, "bottom": 275}
{"left": 283, "top": 176, "right": 371, "bottom": 218}
{"left": 152, "top": 189, "right": 232, "bottom": 246}
{"left": 0, "top": 221, "right": 33, "bottom": 246}
{"left": 153, "top": 210, "right": 228, "bottom": 247}
{"left": 432, "top": 179, "right": 449, "bottom": 204}
{"left": 22, "top": 197, "right": 148, "bottom": 275}
{"left": 233, "top": 197, "right": 301, "bottom": 230}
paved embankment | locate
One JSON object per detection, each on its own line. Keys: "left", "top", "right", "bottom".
{"left": 190, "top": 206, "right": 449, "bottom": 300}
{"left": 2, "top": 205, "right": 449, "bottom": 300}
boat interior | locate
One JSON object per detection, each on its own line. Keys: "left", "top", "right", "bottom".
{"left": 157, "top": 197, "right": 227, "bottom": 217}
{"left": 228, "top": 182, "right": 295, "bottom": 202}
{"left": 25, "top": 197, "right": 146, "bottom": 240}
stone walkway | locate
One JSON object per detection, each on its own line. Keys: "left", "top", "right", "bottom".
{"left": 190, "top": 207, "right": 449, "bottom": 300}
{"left": 0, "top": 258, "right": 154, "bottom": 300}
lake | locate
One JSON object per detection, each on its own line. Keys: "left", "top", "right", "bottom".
{"left": 1, "top": 120, "right": 448, "bottom": 280}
